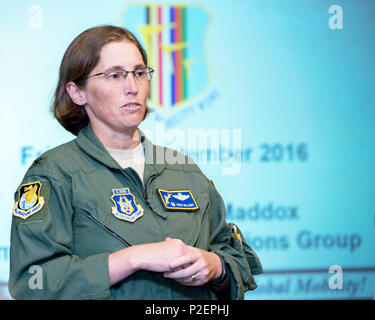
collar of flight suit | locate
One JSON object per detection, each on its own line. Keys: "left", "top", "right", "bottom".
{"left": 76, "top": 124, "right": 166, "bottom": 181}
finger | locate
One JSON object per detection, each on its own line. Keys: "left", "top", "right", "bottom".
{"left": 169, "top": 249, "right": 199, "bottom": 270}
{"left": 173, "top": 272, "right": 206, "bottom": 287}
{"left": 164, "top": 262, "right": 197, "bottom": 280}
{"left": 168, "top": 256, "right": 189, "bottom": 270}
{"left": 163, "top": 269, "right": 187, "bottom": 279}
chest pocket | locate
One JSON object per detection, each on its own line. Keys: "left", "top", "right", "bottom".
{"left": 73, "top": 202, "right": 128, "bottom": 258}
{"left": 72, "top": 191, "right": 166, "bottom": 254}
{"left": 150, "top": 187, "right": 210, "bottom": 247}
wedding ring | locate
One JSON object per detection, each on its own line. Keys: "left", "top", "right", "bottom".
{"left": 191, "top": 274, "right": 197, "bottom": 282}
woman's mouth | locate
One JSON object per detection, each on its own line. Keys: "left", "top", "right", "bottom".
{"left": 121, "top": 102, "right": 142, "bottom": 109}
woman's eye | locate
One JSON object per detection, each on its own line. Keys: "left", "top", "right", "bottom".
{"left": 106, "top": 72, "right": 121, "bottom": 80}
{"left": 135, "top": 70, "right": 145, "bottom": 78}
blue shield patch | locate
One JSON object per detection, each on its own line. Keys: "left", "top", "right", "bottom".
{"left": 111, "top": 188, "right": 144, "bottom": 222}
{"left": 157, "top": 189, "right": 199, "bottom": 211}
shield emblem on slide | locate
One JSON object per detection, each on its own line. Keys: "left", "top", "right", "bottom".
{"left": 120, "top": 4, "right": 210, "bottom": 111}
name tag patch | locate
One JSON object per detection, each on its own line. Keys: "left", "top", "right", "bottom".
{"left": 157, "top": 189, "right": 199, "bottom": 211}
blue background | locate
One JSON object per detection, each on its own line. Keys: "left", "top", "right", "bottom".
{"left": 0, "top": 0, "right": 374, "bottom": 299}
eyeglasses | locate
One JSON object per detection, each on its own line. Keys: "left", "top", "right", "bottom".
{"left": 84, "top": 66, "right": 154, "bottom": 84}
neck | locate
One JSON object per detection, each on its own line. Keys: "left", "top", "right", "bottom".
{"left": 90, "top": 123, "right": 141, "bottom": 150}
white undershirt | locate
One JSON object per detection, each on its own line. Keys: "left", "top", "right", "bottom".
{"left": 107, "top": 142, "right": 145, "bottom": 183}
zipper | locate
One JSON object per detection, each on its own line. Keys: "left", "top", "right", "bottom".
{"left": 121, "top": 168, "right": 145, "bottom": 200}
{"left": 121, "top": 167, "right": 159, "bottom": 206}
{"left": 143, "top": 173, "right": 158, "bottom": 202}
{"left": 119, "top": 167, "right": 168, "bottom": 240}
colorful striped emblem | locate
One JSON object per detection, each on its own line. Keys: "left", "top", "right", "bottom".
{"left": 121, "top": 5, "right": 210, "bottom": 110}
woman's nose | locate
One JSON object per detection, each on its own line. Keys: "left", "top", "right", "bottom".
{"left": 123, "top": 73, "right": 139, "bottom": 95}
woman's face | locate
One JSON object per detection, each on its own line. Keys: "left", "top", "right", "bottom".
{"left": 81, "top": 40, "right": 149, "bottom": 137}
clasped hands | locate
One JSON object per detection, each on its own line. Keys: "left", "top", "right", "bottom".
{"left": 144, "top": 237, "right": 222, "bottom": 286}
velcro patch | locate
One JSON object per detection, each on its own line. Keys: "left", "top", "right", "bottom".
{"left": 111, "top": 187, "right": 144, "bottom": 223}
{"left": 157, "top": 189, "right": 199, "bottom": 211}
{"left": 13, "top": 181, "right": 45, "bottom": 219}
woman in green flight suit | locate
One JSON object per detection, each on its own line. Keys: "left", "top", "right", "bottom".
{"left": 9, "top": 25, "right": 262, "bottom": 300}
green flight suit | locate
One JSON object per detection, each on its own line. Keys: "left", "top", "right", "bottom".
{"left": 9, "top": 125, "right": 262, "bottom": 300}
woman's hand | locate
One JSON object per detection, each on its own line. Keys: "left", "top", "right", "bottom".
{"left": 108, "top": 237, "right": 222, "bottom": 287}
{"left": 162, "top": 238, "right": 223, "bottom": 286}
{"left": 109, "top": 237, "right": 190, "bottom": 286}
{"left": 134, "top": 237, "right": 191, "bottom": 273}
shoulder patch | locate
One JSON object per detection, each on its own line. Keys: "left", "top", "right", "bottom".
{"left": 157, "top": 189, "right": 199, "bottom": 211}
{"left": 13, "top": 181, "right": 45, "bottom": 219}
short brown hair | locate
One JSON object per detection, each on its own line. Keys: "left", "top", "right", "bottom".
{"left": 52, "top": 25, "right": 151, "bottom": 136}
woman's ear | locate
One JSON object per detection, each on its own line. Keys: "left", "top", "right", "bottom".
{"left": 66, "top": 81, "right": 87, "bottom": 106}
